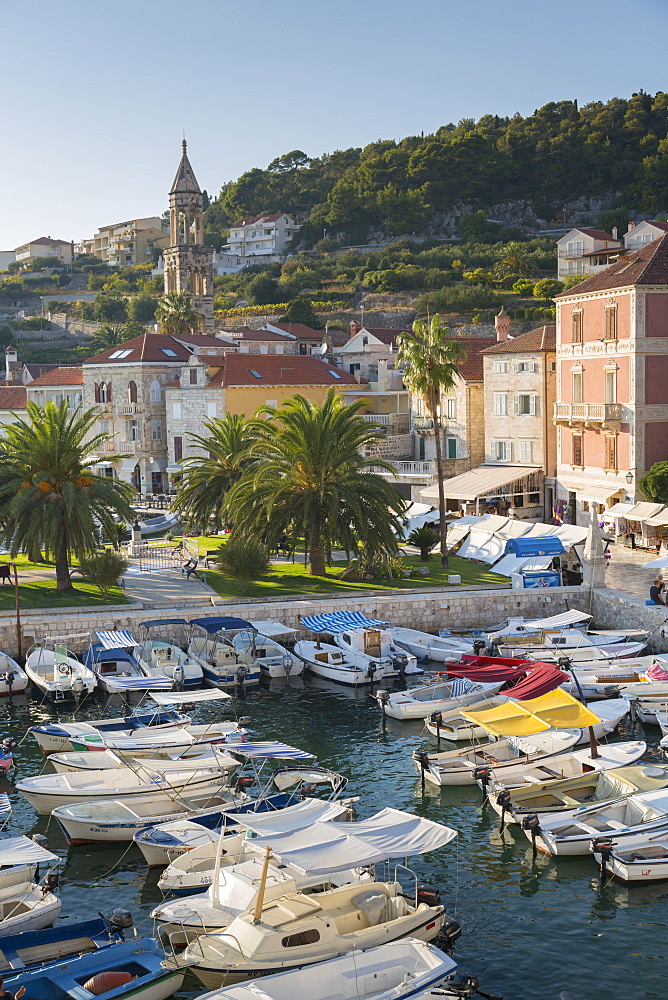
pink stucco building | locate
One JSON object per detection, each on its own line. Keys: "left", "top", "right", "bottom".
{"left": 554, "top": 235, "right": 668, "bottom": 524}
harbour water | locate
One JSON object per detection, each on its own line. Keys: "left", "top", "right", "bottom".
{"left": 2, "top": 676, "right": 668, "bottom": 1000}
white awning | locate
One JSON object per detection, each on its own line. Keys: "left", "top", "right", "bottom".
{"left": 457, "top": 530, "right": 506, "bottom": 564}
{"left": 522, "top": 610, "right": 592, "bottom": 629}
{"left": 475, "top": 514, "right": 510, "bottom": 532}
{"left": 149, "top": 689, "right": 232, "bottom": 705}
{"left": 166, "top": 464, "right": 182, "bottom": 474}
{"left": 226, "top": 798, "right": 350, "bottom": 836}
{"left": 602, "top": 502, "right": 634, "bottom": 519}
{"left": 118, "top": 457, "right": 139, "bottom": 481}
{"left": 553, "top": 524, "right": 589, "bottom": 546}
{"left": 645, "top": 510, "right": 668, "bottom": 527}
{"left": 250, "top": 807, "right": 457, "bottom": 876}
{"left": 495, "top": 519, "right": 534, "bottom": 539}
{"left": 419, "top": 465, "right": 540, "bottom": 502}
{"left": 489, "top": 554, "right": 554, "bottom": 577}
{"left": 0, "top": 835, "right": 60, "bottom": 866}
{"left": 559, "top": 483, "right": 621, "bottom": 504}
{"left": 147, "top": 458, "right": 168, "bottom": 471}
{"left": 246, "top": 620, "right": 298, "bottom": 637}
{"left": 625, "top": 502, "right": 664, "bottom": 522}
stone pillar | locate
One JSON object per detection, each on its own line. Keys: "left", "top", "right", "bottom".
{"left": 130, "top": 520, "right": 143, "bottom": 556}
{"left": 495, "top": 305, "right": 510, "bottom": 341}
{"left": 582, "top": 503, "right": 606, "bottom": 589}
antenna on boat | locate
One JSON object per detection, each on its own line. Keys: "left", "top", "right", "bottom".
{"left": 253, "top": 846, "right": 273, "bottom": 924}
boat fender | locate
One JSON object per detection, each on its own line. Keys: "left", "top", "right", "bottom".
{"left": 237, "top": 665, "right": 248, "bottom": 685}
{"left": 416, "top": 886, "right": 441, "bottom": 907}
{"left": 436, "top": 915, "right": 462, "bottom": 951}
{"left": 83, "top": 971, "right": 136, "bottom": 996}
{"left": 522, "top": 813, "right": 542, "bottom": 856}
{"left": 109, "top": 908, "right": 134, "bottom": 931}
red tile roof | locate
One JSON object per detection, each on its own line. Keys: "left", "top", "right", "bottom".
{"left": 481, "top": 325, "right": 556, "bottom": 354}
{"left": 0, "top": 385, "right": 27, "bottom": 409}
{"left": 20, "top": 237, "right": 72, "bottom": 247}
{"left": 269, "top": 323, "right": 321, "bottom": 338}
{"left": 568, "top": 228, "right": 619, "bottom": 242}
{"left": 448, "top": 338, "right": 498, "bottom": 381}
{"left": 221, "top": 328, "right": 293, "bottom": 342}
{"left": 556, "top": 234, "right": 668, "bottom": 296}
{"left": 28, "top": 366, "right": 83, "bottom": 386}
{"left": 642, "top": 220, "right": 668, "bottom": 232}
{"left": 206, "top": 355, "right": 360, "bottom": 387}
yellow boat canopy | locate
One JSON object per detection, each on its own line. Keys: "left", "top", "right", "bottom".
{"left": 461, "top": 689, "right": 601, "bottom": 738}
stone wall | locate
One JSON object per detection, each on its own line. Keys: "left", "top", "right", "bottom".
{"left": 365, "top": 433, "right": 414, "bottom": 459}
{"left": 0, "top": 585, "right": 589, "bottom": 658}
{"left": 591, "top": 588, "right": 668, "bottom": 652}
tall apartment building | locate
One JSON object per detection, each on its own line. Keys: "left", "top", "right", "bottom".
{"left": 225, "top": 214, "right": 300, "bottom": 261}
{"left": 90, "top": 217, "right": 170, "bottom": 266}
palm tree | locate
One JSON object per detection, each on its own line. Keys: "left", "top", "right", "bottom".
{"left": 88, "top": 324, "right": 128, "bottom": 354}
{"left": 0, "top": 401, "right": 134, "bottom": 591}
{"left": 494, "top": 242, "right": 537, "bottom": 280}
{"left": 156, "top": 291, "right": 200, "bottom": 336}
{"left": 222, "top": 390, "right": 406, "bottom": 577}
{"left": 398, "top": 316, "right": 467, "bottom": 568}
{"left": 173, "top": 413, "right": 253, "bottom": 530}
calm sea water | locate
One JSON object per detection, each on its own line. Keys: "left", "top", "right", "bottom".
{"left": 2, "top": 675, "right": 667, "bottom": 1000}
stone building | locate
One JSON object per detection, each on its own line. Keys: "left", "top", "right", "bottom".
{"left": 163, "top": 354, "right": 360, "bottom": 480}
{"left": 162, "top": 142, "right": 214, "bottom": 332}
{"left": 480, "top": 323, "right": 557, "bottom": 519}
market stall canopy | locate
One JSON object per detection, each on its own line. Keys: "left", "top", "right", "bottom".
{"left": 301, "top": 611, "right": 389, "bottom": 633}
{"left": 602, "top": 502, "right": 634, "bottom": 519}
{"left": 149, "top": 689, "right": 232, "bottom": 705}
{"left": 249, "top": 807, "right": 457, "bottom": 876}
{"left": 461, "top": 689, "right": 600, "bottom": 738}
{"left": 419, "top": 465, "right": 539, "bottom": 502}
{"left": 625, "top": 502, "right": 665, "bottom": 521}
{"left": 644, "top": 509, "right": 668, "bottom": 527}
{"left": 504, "top": 536, "right": 565, "bottom": 557}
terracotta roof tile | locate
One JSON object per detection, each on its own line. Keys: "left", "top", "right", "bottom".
{"left": 28, "top": 366, "right": 83, "bottom": 386}
{"left": 556, "top": 234, "right": 668, "bottom": 296}
{"left": 220, "top": 328, "right": 292, "bottom": 342}
{"left": 447, "top": 337, "right": 498, "bottom": 381}
{"left": 0, "top": 385, "right": 26, "bottom": 409}
{"left": 206, "top": 354, "right": 360, "bottom": 387}
{"left": 481, "top": 325, "right": 556, "bottom": 354}
{"left": 567, "top": 228, "right": 619, "bottom": 242}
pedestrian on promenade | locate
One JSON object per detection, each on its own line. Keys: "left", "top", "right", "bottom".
{"left": 649, "top": 578, "right": 666, "bottom": 605}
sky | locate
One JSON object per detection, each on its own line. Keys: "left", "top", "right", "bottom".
{"left": 2, "top": 0, "right": 668, "bottom": 249}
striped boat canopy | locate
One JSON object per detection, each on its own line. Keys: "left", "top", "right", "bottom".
{"left": 103, "top": 677, "right": 173, "bottom": 692}
{"left": 0, "top": 794, "right": 10, "bottom": 815}
{"left": 230, "top": 741, "right": 316, "bottom": 760}
{"left": 300, "top": 611, "right": 388, "bottom": 634}
{"left": 95, "top": 630, "right": 137, "bottom": 650}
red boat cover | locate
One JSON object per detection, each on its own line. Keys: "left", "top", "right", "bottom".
{"left": 459, "top": 655, "right": 530, "bottom": 668}
{"left": 506, "top": 662, "right": 570, "bottom": 701}
{"left": 442, "top": 663, "right": 529, "bottom": 683}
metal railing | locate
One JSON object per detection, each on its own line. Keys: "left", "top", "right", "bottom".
{"left": 369, "top": 460, "right": 436, "bottom": 478}
{"left": 554, "top": 402, "right": 622, "bottom": 422}
{"left": 116, "top": 404, "right": 140, "bottom": 415}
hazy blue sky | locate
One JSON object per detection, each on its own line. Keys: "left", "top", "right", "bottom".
{"left": 2, "top": 0, "right": 668, "bottom": 248}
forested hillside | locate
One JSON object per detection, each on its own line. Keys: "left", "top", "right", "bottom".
{"left": 204, "top": 92, "right": 668, "bottom": 248}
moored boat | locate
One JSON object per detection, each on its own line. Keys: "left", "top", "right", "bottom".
{"left": 0, "top": 653, "right": 28, "bottom": 697}
{"left": 0, "top": 881, "right": 61, "bottom": 936}
{"left": 25, "top": 641, "right": 96, "bottom": 702}
{"left": 390, "top": 627, "right": 475, "bottom": 662}
{"left": 188, "top": 617, "right": 262, "bottom": 688}
{"left": 377, "top": 678, "right": 503, "bottom": 721}
{"left": 30, "top": 709, "right": 191, "bottom": 755}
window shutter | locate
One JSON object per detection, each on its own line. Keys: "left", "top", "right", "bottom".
{"left": 507, "top": 442, "right": 513, "bottom": 461}
{"left": 106, "top": 382, "right": 111, "bottom": 402}
{"left": 94, "top": 383, "right": 100, "bottom": 403}
{"left": 530, "top": 395, "right": 537, "bottom": 415}
{"left": 514, "top": 395, "right": 520, "bottom": 415}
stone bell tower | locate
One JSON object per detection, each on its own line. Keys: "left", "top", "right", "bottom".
{"left": 162, "top": 141, "right": 214, "bottom": 332}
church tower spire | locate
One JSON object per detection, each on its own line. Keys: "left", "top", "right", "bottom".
{"left": 162, "top": 141, "right": 214, "bottom": 331}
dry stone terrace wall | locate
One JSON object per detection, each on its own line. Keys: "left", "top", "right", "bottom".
{"left": 0, "top": 585, "right": 599, "bottom": 658}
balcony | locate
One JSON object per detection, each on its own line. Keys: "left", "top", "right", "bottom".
{"left": 118, "top": 441, "right": 139, "bottom": 453}
{"left": 116, "top": 404, "right": 140, "bottom": 415}
{"left": 554, "top": 402, "right": 623, "bottom": 426}
{"left": 411, "top": 414, "right": 434, "bottom": 431}
{"left": 360, "top": 413, "right": 410, "bottom": 432}
{"left": 369, "top": 460, "right": 436, "bottom": 480}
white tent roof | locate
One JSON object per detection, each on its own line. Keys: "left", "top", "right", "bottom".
{"left": 0, "top": 835, "right": 59, "bottom": 865}
{"left": 457, "top": 530, "right": 506, "bottom": 564}
{"left": 553, "top": 524, "right": 589, "bottom": 546}
{"left": 226, "top": 798, "right": 349, "bottom": 836}
{"left": 249, "top": 807, "right": 457, "bottom": 875}
{"left": 625, "top": 502, "right": 664, "bottom": 522}
{"left": 490, "top": 554, "right": 554, "bottom": 577}
{"left": 603, "top": 503, "right": 634, "bottom": 519}
{"left": 522, "top": 610, "right": 592, "bottom": 629}
{"left": 495, "top": 519, "right": 534, "bottom": 539}
{"left": 246, "top": 620, "right": 298, "bottom": 637}
{"left": 149, "top": 689, "right": 231, "bottom": 705}
{"left": 419, "top": 465, "right": 539, "bottom": 501}
{"left": 644, "top": 509, "right": 668, "bottom": 527}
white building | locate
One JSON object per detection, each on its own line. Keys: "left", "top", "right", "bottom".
{"left": 0, "top": 251, "right": 16, "bottom": 271}
{"left": 225, "top": 214, "right": 300, "bottom": 261}
{"left": 91, "top": 217, "right": 170, "bottom": 266}
{"left": 556, "top": 228, "right": 622, "bottom": 278}
{"left": 15, "top": 237, "right": 74, "bottom": 265}
{"left": 624, "top": 220, "right": 668, "bottom": 250}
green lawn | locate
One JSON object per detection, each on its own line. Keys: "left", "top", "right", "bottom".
{"left": 0, "top": 580, "right": 126, "bottom": 611}
{"left": 189, "top": 536, "right": 508, "bottom": 599}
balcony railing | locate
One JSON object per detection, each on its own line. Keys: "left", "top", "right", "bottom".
{"left": 118, "top": 441, "right": 139, "bottom": 453}
{"left": 554, "top": 402, "right": 622, "bottom": 424}
{"left": 369, "top": 460, "right": 436, "bottom": 479}
{"left": 411, "top": 414, "right": 434, "bottom": 430}
{"left": 116, "top": 404, "right": 140, "bottom": 415}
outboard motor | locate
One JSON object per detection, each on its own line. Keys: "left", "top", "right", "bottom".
{"left": 591, "top": 836, "right": 614, "bottom": 880}
{"left": 236, "top": 664, "right": 248, "bottom": 687}
{"left": 473, "top": 765, "right": 491, "bottom": 798}
{"left": 522, "top": 813, "right": 542, "bottom": 857}
{"left": 376, "top": 687, "right": 390, "bottom": 730}
{"left": 235, "top": 775, "right": 255, "bottom": 792}
{"left": 32, "top": 833, "right": 49, "bottom": 850}
{"left": 41, "top": 871, "right": 60, "bottom": 896}
{"left": 392, "top": 652, "right": 409, "bottom": 674}
{"left": 300, "top": 782, "right": 317, "bottom": 799}
{"left": 496, "top": 789, "right": 512, "bottom": 831}
{"left": 416, "top": 885, "right": 441, "bottom": 907}
{"left": 105, "top": 909, "right": 134, "bottom": 939}
{"left": 72, "top": 676, "right": 84, "bottom": 697}
{"left": 436, "top": 915, "right": 462, "bottom": 952}
{"left": 172, "top": 665, "right": 185, "bottom": 691}
{"left": 472, "top": 638, "right": 487, "bottom": 657}
{"left": 366, "top": 662, "right": 377, "bottom": 680}
{"left": 284, "top": 656, "right": 294, "bottom": 675}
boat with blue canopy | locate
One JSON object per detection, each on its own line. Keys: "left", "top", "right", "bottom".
{"left": 187, "top": 618, "right": 262, "bottom": 688}
{"left": 296, "top": 612, "right": 419, "bottom": 685}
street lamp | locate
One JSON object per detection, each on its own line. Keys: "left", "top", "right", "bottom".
{"left": 625, "top": 470, "right": 634, "bottom": 485}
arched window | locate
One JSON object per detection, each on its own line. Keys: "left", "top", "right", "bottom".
{"left": 128, "top": 381, "right": 137, "bottom": 403}
{"left": 149, "top": 379, "right": 161, "bottom": 402}
{"left": 99, "top": 383, "right": 107, "bottom": 403}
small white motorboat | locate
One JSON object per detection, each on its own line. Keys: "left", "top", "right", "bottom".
{"left": 136, "top": 639, "right": 203, "bottom": 689}
{"left": 17, "top": 759, "right": 235, "bottom": 815}
{"left": 389, "top": 627, "right": 474, "bottom": 662}
{"left": 189, "top": 938, "right": 458, "bottom": 1000}
{"left": 0, "top": 653, "right": 28, "bottom": 697}
{"left": 231, "top": 621, "right": 302, "bottom": 679}
{"left": 0, "top": 836, "right": 61, "bottom": 894}
{"left": 52, "top": 789, "right": 244, "bottom": 845}
{"left": 377, "top": 678, "right": 503, "bottom": 721}
{"left": 24, "top": 642, "right": 96, "bottom": 701}
{"left": 188, "top": 617, "right": 262, "bottom": 688}
{"left": 299, "top": 612, "right": 421, "bottom": 680}
{"left": 592, "top": 835, "right": 668, "bottom": 882}
{"left": 474, "top": 741, "right": 648, "bottom": 791}
{"left": 522, "top": 787, "right": 668, "bottom": 856}
{"left": 294, "top": 639, "right": 394, "bottom": 686}
{"left": 0, "top": 881, "right": 61, "bottom": 936}
{"left": 30, "top": 709, "right": 192, "bottom": 755}
{"left": 562, "top": 663, "right": 668, "bottom": 701}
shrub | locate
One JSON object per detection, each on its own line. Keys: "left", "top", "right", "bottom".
{"left": 533, "top": 278, "right": 564, "bottom": 301}
{"left": 78, "top": 550, "right": 128, "bottom": 598}
{"left": 512, "top": 279, "right": 535, "bottom": 295}
{"left": 417, "top": 283, "right": 497, "bottom": 315}
{"left": 407, "top": 526, "right": 439, "bottom": 561}
{"left": 215, "top": 534, "right": 270, "bottom": 593}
